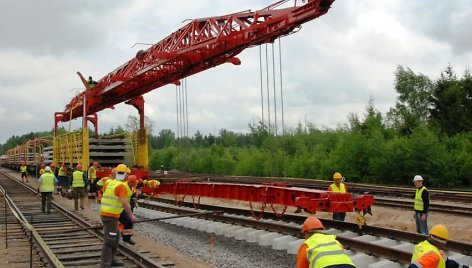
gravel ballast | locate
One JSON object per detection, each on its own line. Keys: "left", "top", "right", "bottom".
{"left": 135, "top": 208, "right": 296, "bottom": 268}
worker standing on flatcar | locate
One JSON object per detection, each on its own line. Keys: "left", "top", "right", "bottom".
{"left": 72, "top": 164, "right": 87, "bottom": 210}
{"left": 409, "top": 224, "right": 469, "bottom": 268}
{"left": 37, "top": 166, "right": 58, "bottom": 213}
{"left": 297, "top": 216, "right": 355, "bottom": 268}
{"left": 88, "top": 161, "right": 100, "bottom": 199}
{"left": 20, "top": 162, "right": 28, "bottom": 183}
{"left": 328, "top": 172, "right": 348, "bottom": 221}
{"left": 100, "top": 163, "right": 136, "bottom": 267}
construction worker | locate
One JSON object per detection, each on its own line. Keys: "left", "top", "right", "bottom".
{"left": 120, "top": 174, "right": 138, "bottom": 245}
{"left": 413, "top": 175, "right": 429, "bottom": 235}
{"left": 57, "top": 163, "right": 68, "bottom": 196}
{"left": 20, "top": 162, "right": 28, "bottom": 183}
{"left": 38, "top": 163, "right": 45, "bottom": 177}
{"left": 72, "top": 164, "right": 87, "bottom": 210}
{"left": 37, "top": 166, "right": 58, "bottom": 213}
{"left": 297, "top": 216, "right": 355, "bottom": 268}
{"left": 100, "top": 163, "right": 136, "bottom": 267}
{"left": 409, "top": 224, "right": 469, "bottom": 268}
{"left": 328, "top": 172, "right": 348, "bottom": 221}
{"left": 97, "top": 168, "right": 116, "bottom": 203}
{"left": 88, "top": 161, "right": 100, "bottom": 199}
{"left": 87, "top": 76, "right": 98, "bottom": 89}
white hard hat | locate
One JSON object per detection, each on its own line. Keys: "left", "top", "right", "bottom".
{"left": 45, "top": 166, "right": 51, "bottom": 172}
{"left": 412, "top": 175, "right": 423, "bottom": 182}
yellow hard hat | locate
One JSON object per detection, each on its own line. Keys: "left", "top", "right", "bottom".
{"left": 429, "top": 224, "right": 449, "bottom": 242}
{"left": 116, "top": 164, "right": 128, "bottom": 173}
{"left": 333, "top": 172, "right": 342, "bottom": 180}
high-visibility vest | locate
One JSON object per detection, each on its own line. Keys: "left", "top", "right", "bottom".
{"left": 89, "top": 167, "right": 97, "bottom": 182}
{"left": 124, "top": 182, "right": 133, "bottom": 201}
{"left": 97, "top": 177, "right": 109, "bottom": 187}
{"left": 40, "top": 173, "right": 55, "bottom": 192}
{"left": 414, "top": 186, "right": 427, "bottom": 211}
{"left": 20, "top": 165, "right": 27, "bottom": 172}
{"left": 72, "top": 170, "right": 85, "bottom": 187}
{"left": 329, "top": 183, "right": 346, "bottom": 193}
{"left": 305, "top": 233, "right": 354, "bottom": 268}
{"left": 411, "top": 240, "right": 445, "bottom": 268}
{"left": 101, "top": 180, "right": 124, "bottom": 217}
{"left": 39, "top": 168, "right": 45, "bottom": 175}
{"left": 58, "top": 167, "right": 67, "bottom": 176}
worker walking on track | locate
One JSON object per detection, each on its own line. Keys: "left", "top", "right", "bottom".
{"left": 409, "top": 224, "right": 469, "bottom": 268}
{"left": 413, "top": 175, "right": 429, "bottom": 235}
{"left": 72, "top": 164, "right": 87, "bottom": 210}
{"left": 328, "top": 172, "right": 348, "bottom": 221}
{"left": 37, "top": 166, "right": 58, "bottom": 213}
{"left": 57, "top": 163, "right": 68, "bottom": 196}
{"left": 20, "top": 162, "right": 28, "bottom": 183}
{"left": 297, "top": 216, "right": 355, "bottom": 268}
{"left": 101, "top": 163, "right": 136, "bottom": 267}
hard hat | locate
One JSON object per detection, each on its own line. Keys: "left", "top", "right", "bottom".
{"left": 142, "top": 180, "right": 148, "bottom": 186}
{"left": 302, "top": 216, "right": 324, "bottom": 233}
{"left": 127, "top": 175, "right": 138, "bottom": 182}
{"left": 110, "top": 168, "right": 117, "bottom": 174}
{"left": 76, "top": 164, "right": 82, "bottom": 170}
{"left": 412, "top": 175, "right": 423, "bottom": 182}
{"left": 429, "top": 224, "right": 448, "bottom": 243}
{"left": 50, "top": 162, "right": 56, "bottom": 167}
{"left": 115, "top": 164, "right": 128, "bottom": 180}
{"left": 93, "top": 161, "right": 99, "bottom": 166}
{"left": 45, "top": 166, "right": 51, "bottom": 172}
{"left": 333, "top": 172, "right": 342, "bottom": 180}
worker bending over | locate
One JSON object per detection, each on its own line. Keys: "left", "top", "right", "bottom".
{"left": 297, "top": 216, "right": 355, "bottom": 268}
{"left": 409, "top": 224, "right": 469, "bottom": 268}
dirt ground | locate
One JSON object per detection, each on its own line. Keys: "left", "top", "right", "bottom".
{"left": 1, "top": 169, "right": 471, "bottom": 268}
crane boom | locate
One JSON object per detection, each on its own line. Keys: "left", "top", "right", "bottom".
{"left": 59, "top": 0, "right": 334, "bottom": 121}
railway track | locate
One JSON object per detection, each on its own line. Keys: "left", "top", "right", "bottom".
{"left": 0, "top": 171, "right": 170, "bottom": 267}
{"left": 137, "top": 198, "right": 472, "bottom": 267}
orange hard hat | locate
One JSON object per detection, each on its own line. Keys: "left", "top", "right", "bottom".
{"left": 76, "top": 164, "right": 82, "bottom": 170}
{"left": 302, "top": 216, "right": 324, "bottom": 233}
{"left": 127, "top": 175, "right": 138, "bottom": 182}
{"left": 50, "top": 162, "right": 56, "bottom": 167}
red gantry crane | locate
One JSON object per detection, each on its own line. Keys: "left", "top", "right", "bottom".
{"left": 53, "top": 0, "right": 374, "bottom": 223}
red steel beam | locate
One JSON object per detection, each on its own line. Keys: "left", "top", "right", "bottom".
{"left": 58, "top": 0, "right": 335, "bottom": 121}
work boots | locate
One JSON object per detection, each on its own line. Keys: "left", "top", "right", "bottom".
{"left": 122, "top": 235, "right": 136, "bottom": 245}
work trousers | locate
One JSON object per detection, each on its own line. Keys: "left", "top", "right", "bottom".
{"left": 73, "top": 187, "right": 86, "bottom": 210}
{"left": 119, "top": 211, "right": 134, "bottom": 242}
{"left": 414, "top": 211, "right": 429, "bottom": 235}
{"left": 101, "top": 216, "right": 119, "bottom": 268}
{"left": 40, "top": 192, "right": 52, "bottom": 213}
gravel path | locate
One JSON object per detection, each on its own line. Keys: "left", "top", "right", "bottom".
{"left": 135, "top": 208, "right": 296, "bottom": 268}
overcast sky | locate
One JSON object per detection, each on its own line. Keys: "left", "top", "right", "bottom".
{"left": 1, "top": 0, "right": 471, "bottom": 144}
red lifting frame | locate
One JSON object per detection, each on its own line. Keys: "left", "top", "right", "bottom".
{"left": 142, "top": 182, "right": 374, "bottom": 216}
{"left": 56, "top": 0, "right": 335, "bottom": 122}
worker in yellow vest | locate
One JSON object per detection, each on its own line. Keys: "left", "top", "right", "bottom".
{"left": 57, "top": 163, "right": 68, "bottom": 196}
{"left": 100, "top": 163, "right": 136, "bottom": 267}
{"left": 37, "top": 166, "right": 58, "bottom": 213}
{"left": 20, "top": 162, "right": 28, "bottom": 183}
{"left": 38, "top": 162, "right": 45, "bottom": 178}
{"left": 72, "top": 164, "right": 87, "bottom": 210}
{"left": 296, "top": 216, "right": 355, "bottom": 268}
{"left": 97, "top": 168, "right": 116, "bottom": 203}
{"left": 413, "top": 175, "right": 429, "bottom": 235}
{"left": 88, "top": 161, "right": 100, "bottom": 199}
{"left": 328, "top": 172, "right": 348, "bottom": 221}
{"left": 409, "top": 224, "right": 469, "bottom": 268}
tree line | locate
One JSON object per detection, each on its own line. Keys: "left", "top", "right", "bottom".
{"left": 2, "top": 66, "right": 471, "bottom": 188}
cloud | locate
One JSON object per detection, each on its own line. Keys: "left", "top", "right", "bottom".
{"left": 1, "top": 0, "right": 472, "bottom": 144}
